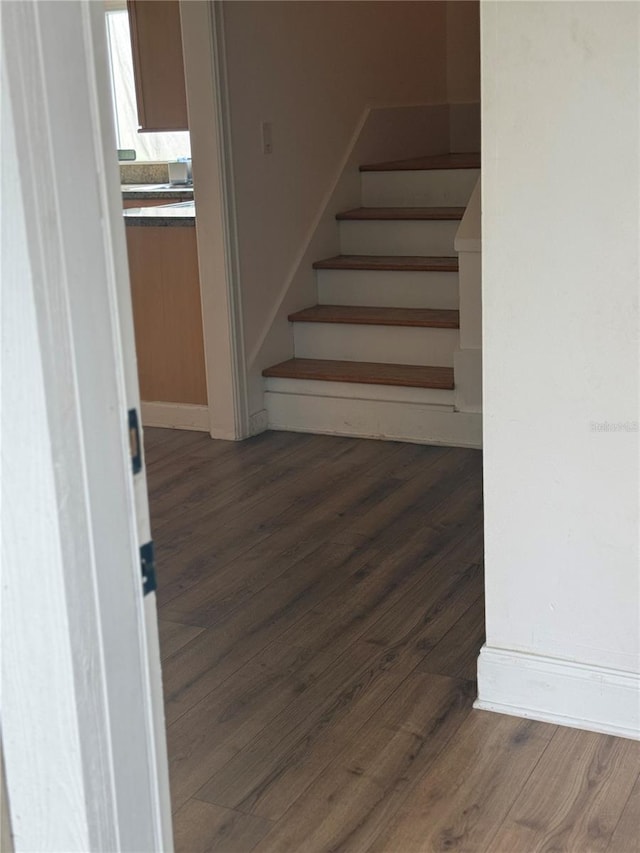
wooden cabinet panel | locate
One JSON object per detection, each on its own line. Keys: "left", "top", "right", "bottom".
{"left": 126, "top": 226, "right": 207, "bottom": 405}
{"left": 127, "top": 0, "right": 188, "bottom": 132}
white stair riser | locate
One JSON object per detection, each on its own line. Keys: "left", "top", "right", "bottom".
{"left": 361, "top": 168, "right": 480, "bottom": 207}
{"left": 265, "top": 392, "right": 482, "bottom": 448}
{"left": 339, "top": 219, "right": 458, "bottom": 256}
{"left": 317, "top": 269, "right": 459, "bottom": 309}
{"left": 265, "top": 376, "right": 454, "bottom": 407}
{"left": 293, "top": 322, "right": 458, "bottom": 367}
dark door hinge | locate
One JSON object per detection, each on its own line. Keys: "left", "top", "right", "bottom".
{"left": 128, "top": 408, "right": 142, "bottom": 475}
{"left": 140, "top": 541, "right": 157, "bottom": 596}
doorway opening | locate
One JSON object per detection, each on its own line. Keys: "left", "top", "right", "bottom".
{"left": 115, "top": 1, "right": 486, "bottom": 847}
{"left": 101, "top": 0, "right": 485, "bottom": 847}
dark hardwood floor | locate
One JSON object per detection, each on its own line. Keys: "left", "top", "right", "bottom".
{"left": 144, "top": 428, "right": 640, "bottom": 853}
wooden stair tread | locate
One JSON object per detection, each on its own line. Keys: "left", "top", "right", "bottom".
{"left": 263, "top": 358, "right": 454, "bottom": 390}
{"left": 360, "top": 152, "right": 480, "bottom": 172}
{"left": 336, "top": 207, "right": 465, "bottom": 221}
{"left": 312, "top": 255, "right": 458, "bottom": 272}
{"left": 288, "top": 305, "right": 459, "bottom": 328}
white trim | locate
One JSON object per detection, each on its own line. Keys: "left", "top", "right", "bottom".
{"left": 88, "top": 5, "right": 173, "bottom": 846}
{"left": 180, "top": 1, "right": 250, "bottom": 440}
{"left": 2, "top": 1, "right": 171, "bottom": 848}
{"left": 141, "top": 402, "right": 209, "bottom": 431}
{"left": 475, "top": 645, "right": 640, "bottom": 741}
{"left": 265, "top": 393, "right": 482, "bottom": 448}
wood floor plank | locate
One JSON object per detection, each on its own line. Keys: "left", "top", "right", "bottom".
{"left": 359, "top": 441, "right": 449, "bottom": 482}
{"left": 250, "top": 673, "right": 474, "bottom": 853}
{"left": 155, "top": 524, "right": 274, "bottom": 609}
{"left": 487, "top": 728, "right": 640, "bottom": 853}
{"left": 195, "top": 642, "right": 422, "bottom": 821}
{"left": 151, "top": 439, "right": 389, "bottom": 605}
{"left": 161, "top": 541, "right": 371, "bottom": 723}
{"left": 167, "top": 641, "right": 338, "bottom": 812}
{"left": 142, "top": 426, "right": 200, "bottom": 461}
{"left": 149, "top": 460, "right": 297, "bottom": 531}
{"left": 144, "top": 428, "right": 238, "bottom": 481}
{"left": 148, "top": 430, "right": 352, "bottom": 507}
{"left": 249, "top": 458, "right": 407, "bottom": 541}
{"left": 274, "top": 502, "right": 483, "bottom": 665}
{"left": 158, "top": 618, "right": 205, "bottom": 660}
{"left": 154, "top": 446, "right": 404, "bottom": 589}
{"left": 148, "top": 431, "right": 354, "bottom": 530}
{"left": 270, "top": 441, "right": 479, "bottom": 556}
{"left": 159, "top": 536, "right": 326, "bottom": 628}
{"left": 178, "top": 428, "right": 317, "bottom": 464}
{"left": 417, "top": 593, "right": 485, "bottom": 680}
{"left": 340, "top": 446, "right": 482, "bottom": 543}
{"left": 366, "top": 711, "right": 557, "bottom": 853}
{"left": 173, "top": 799, "right": 273, "bottom": 853}
{"left": 306, "top": 434, "right": 441, "bottom": 486}
{"left": 606, "top": 773, "right": 640, "bottom": 853}
{"left": 154, "top": 434, "right": 401, "bottom": 550}
{"left": 361, "top": 536, "right": 484, "bottom": 665}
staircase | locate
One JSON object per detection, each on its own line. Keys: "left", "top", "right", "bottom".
{"left": 262, "top": 153, "right": 481, "bottom": 447}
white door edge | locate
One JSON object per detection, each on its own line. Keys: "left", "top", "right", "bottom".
{"left": 1, "top": 1, "right": 172, "bottom": 849}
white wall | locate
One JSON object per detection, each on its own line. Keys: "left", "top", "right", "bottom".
{"left": 479, "top": 1, "right": 640, "bottom": 737}
{"left": 221, "top": 0, "right": 448, "bottom": 413}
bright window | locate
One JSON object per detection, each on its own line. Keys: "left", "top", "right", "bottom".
{"left": 105, "top": 9, "right": 191, "bottom": 162}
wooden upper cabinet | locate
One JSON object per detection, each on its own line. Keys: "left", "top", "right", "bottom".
{"left": 127, "top": 0, "right": 188, "bottom": 132}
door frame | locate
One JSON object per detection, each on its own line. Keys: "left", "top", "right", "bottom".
{"left": 1, "top": 1, "right": 171, "bottom": 848}
{"left": 181, "top": 0, "right": 251, "bottom": 440}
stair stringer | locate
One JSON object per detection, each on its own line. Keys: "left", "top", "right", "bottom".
{"left": 248, "top": 103, "right": 451, "bottom": 414}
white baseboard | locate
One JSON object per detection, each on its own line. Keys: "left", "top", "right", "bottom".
{"left": 141, "top": 402, "right": 209, "bottom": 432}
{"left": 265, "top": 392, "right": 482, "bottom": 448}
{"left": 475, "top": 645, "right": 640, "bottom": 741}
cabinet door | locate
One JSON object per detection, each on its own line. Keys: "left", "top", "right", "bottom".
{"left": 126, "top": 225, "right": 207, "bottom": 405}
{"left": 127, "top": 0, "right": 188, "bottom": 132}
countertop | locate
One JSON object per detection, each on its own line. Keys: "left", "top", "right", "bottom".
{"left": 123, "top": 200, "right": 196, "bottom": 227}
{"left": 121, "top": 183, "right": 194, "bottom": 200}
